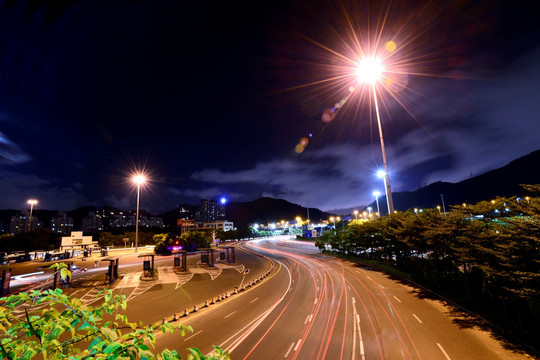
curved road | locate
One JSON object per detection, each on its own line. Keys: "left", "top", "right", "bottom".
{"left": 154, "top": 238, "right": 530, "bottom": 360}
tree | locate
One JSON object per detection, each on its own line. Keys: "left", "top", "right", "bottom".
{"left": 0, "top": 264, "right": 230, "bottom": 360}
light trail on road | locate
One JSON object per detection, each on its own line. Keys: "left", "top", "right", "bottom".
{"left": 149, "top": 237, "right": 530, "bottom": 360}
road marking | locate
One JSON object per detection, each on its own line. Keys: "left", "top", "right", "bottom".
{"left": 304, "top": 315, "right": 310, "bottom": 324}
{"left": 308, "top": 314, "right": 313, "bottom": 323}
{"left": 314, "top": 298, "right": 318, "bottom": 304}
{"left": 250, "top": 297, "right": 259, "bottom": 303}
{"left": 184, "top": 330, "right": 203, "bottom": 342}
{"left": 352, "top": 299, "right": 365, "bottom": 360}
{"left": 294, "top": 339, "right": 302, "bottom": 351}
{"left": 284, "top": 342, "right": 295, "bottom": 358}
{"left": 437, "top": 343, "right": 452, "bottom": 360}
{"left": 393, "top": 296, "right": 402, "bottom": 303}
{"left": 413, "top": 314, "right": 423, "bottom": 323}
{"left": 317, "top": 286, "right": 319, "bottom": 292}
{"left": 366, "top": 276, "right": 372, "bottom": 280}
{"left": 356, "top": 269, "right": 362, "bottom": 273}
{"left": 224, "top": 311, "right": 236, "bottom": 319}
{"left": 348, "top": 285, "right": 351, "bottom": 290}
{"left": 352, "top": 296, "right": 356, "bottom": 304}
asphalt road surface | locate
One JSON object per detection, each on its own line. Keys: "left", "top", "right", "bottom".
{"left": 2, "top": 238, "right": 533, "bottom": 359}
{"left": 152, "top": 238, "right": 531, "bottom": 360}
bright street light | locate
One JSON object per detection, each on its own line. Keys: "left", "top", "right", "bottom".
{"left": 27, "top": 199, "right": 38, "bottom": 232}
{"left": 133, "top": 174, "right": 146, "bottom": 252}
{"left": 356, "top": 56, "right": 394, "bottom": 215}
{"left": 353, "top": 210, "right": 358, "bottom": 220}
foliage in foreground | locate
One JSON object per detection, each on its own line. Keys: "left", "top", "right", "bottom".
{"left": 0, "top": 264, "right": 230, "bottom": 360}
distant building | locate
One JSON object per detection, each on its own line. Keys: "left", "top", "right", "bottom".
{"left": 83, "top": 209, "right": 164, "bottom": 231}
{"left": 50, "top": 211, "right": 74, "bottom": 235}
{"left": 200, "top": 199, "right": 226, "bottom": 222}
{"left": 82, "top": 212, "right": 103, "bottom": 233}
{"left": 177, "top": 219, "right": 198, "bottom": 234}
{"left": 9, "top": 210, "right": 41, "bottom": 234}
{"left": 202, "top": 220, "right": 234, "bottom": 232}
{"left": 60, "top": 231, "right": 98, "bottom": 251}
{"left": 177, "top": 219, "right": 234, "bottom": 233}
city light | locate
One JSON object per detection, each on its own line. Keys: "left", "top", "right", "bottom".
{"left": 220, "top": 197, "right": 227, "bottom": 205}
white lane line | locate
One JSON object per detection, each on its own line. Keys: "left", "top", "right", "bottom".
{"left": 314, "top": 298, "right": 318, "bottom": 304}
{"left": 413, "top": 314, "right": 423, "bottom": 324}
{"left": 224, "top": 311, "right": 236, "bottom": 319}
{"left": 352, "top": 300, "right": 365, "bottom": 360}
{"left": 308, "top": 314, "right": 313, "bottom": 323}
{"left": 250, "top": 297, "right": 259, "bottom": 303}
{"left": 437, "top": 343, "right": 452, "bottom": 360}
{"left": 356, "top": 269, "right": 362, "bottom": 273}
{"left": 317, "top": 286, "right": 319, "bottom": 292}
{"left": 352, "top": 296, "right": 356, "bottom": 304}
{"left": 284, "top": 342, "right": 295, "bottom": 358}
{"left": 366, "top": 276, "right": 372, "bottom": 280}
{"left": 352, "top": 305, "right": 357, "bottom": 360}
{"left": 294, "top": 339, "right": 302, "bottom": 351}
{"left": 304, "top": 315, "right": 310, "bottom": 324}
{"left": 184, "top": 330, "right": 203, "bottom": 342}
{"left": 378, "top": 284, "right": 385, "bottom": 289}
{"left": 393, "top": 296, "right": 402, "bottom": 303}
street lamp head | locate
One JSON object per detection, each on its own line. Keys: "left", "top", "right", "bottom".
{"left": 376, "top": 170, "right": 386, "bottom": 179}
{"left": 133, "top": 174, "right": 146, "bottom": 185}
{"left": 27, "top": 199, "right": 38, "bottom": 205}
{"left": 353, "top": 210, "right": 358, "bottom": 215}
{"left": 220, "top": 197, "right": 227, "bottom": 205}
{"left": 356, "top": 57, "right": 383, "bottom": 84}
{"left": 373, "top": 190, "right": 381, "bottom": 197}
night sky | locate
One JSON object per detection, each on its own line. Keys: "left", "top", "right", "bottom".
{"left": 1, "top": 0, "right": 540, "bottom": 214}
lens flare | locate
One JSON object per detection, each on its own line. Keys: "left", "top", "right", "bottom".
{"left": 385, "top": 40, "right": 396, "bottom": 52}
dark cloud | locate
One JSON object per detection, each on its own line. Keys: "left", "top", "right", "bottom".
{"left": 0, "top": 0, "right": 539, "bottom": 213}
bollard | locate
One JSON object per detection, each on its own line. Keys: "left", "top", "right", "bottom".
{"left": 234, "top": 287, "right": 238, "bottom": 294}
{"left": 225, "top": 292, "right": 230, "bottom": 298}
{"left": 193, "top": 305, "right": 198, "bottom": 312}
{"left": 241, "top": 285, "right": 245, "bottom": 291}
{"left": 204, "top": 300, "right": 209, "bottom": 307}
{"left": 163, "top": 318, "right": 168, "bottom": 324}
{"left": 211, "top": 298, "right": 216, "bottom": 304}
{"left": 183, "top": 309, "right": 189, "bottom": 317}
{"left": 173, "top": 313, "right": 179, "bottom": 321}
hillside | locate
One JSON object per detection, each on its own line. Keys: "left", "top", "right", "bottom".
{"left": 381, "top": 149, "right": 540, "bottom": 212}
{"left": 225, "top": 197, "right": 333, "bottom": 228}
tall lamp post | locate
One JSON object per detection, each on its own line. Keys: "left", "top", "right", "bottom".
{"left": 133, "top": 175, "right": 146, "bottom": 252}
{"left": 372, "top": 190, "right": 381, "bottom": 217}
{"left": 357, "top": 58, "right": 394, "bottom": 214}
{"left": 27, "top": 199, "right": 38, "bottom": 232}
{"left": 353, "top": 210, "right": 359, "bottom": 220}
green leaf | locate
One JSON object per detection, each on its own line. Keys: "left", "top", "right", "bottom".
{"left": 103, "top": 342, "right": 122, "bottom": 354}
